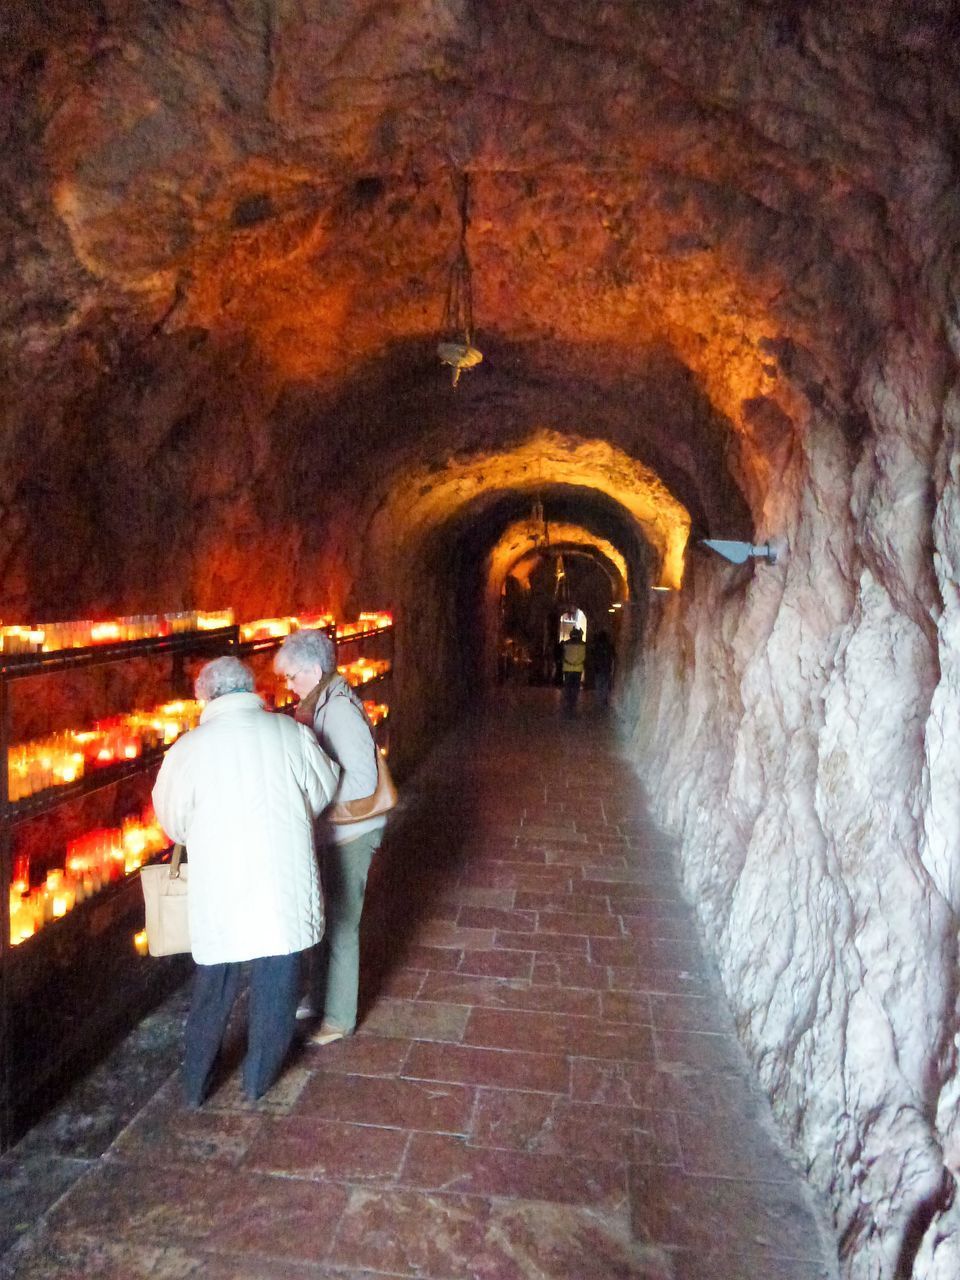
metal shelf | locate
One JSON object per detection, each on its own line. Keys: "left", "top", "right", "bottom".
{"left": 233, "top": 623, "right": 393, "bottom": 658}
{"left": 0, "top": 626, "right": 238, "bottom": 679}
{"left": 0, "top": 624, "right": 238, "bottom": 1152}
{"left": 234, "top": 636, "right": 289, "bottom": 657}
{"left": 351, "top": 671, "right": 391, "bottom": 691}
{"left": 336, "top": 625, "right": 393, "bottom": 646}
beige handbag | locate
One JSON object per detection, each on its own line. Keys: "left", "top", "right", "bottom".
{"left": 328, "top": 747, "right": 398, "bottom": 825}
{"left": 139, "top": 844, "right": 191, "bottom": 956}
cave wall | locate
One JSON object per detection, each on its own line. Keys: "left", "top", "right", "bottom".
{"left": 4, "top": 2, "right": 960, "bottom": 1274}
{"left": 624, "top": 320, "right": 960, "bottom": 1277}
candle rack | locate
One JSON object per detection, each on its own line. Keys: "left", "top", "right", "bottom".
{"left": 0, "top": 625, "right": 239, "bottom": 1151}
{"left": 336, "top": 620, "right": 394, "bottom": 758}
{"left": 0, "top": 625, "right": 237, "bottom": 678}
{"left": 0, "top": 614, "right": 395, "bottom": 1150}
{"left": 8, "top": 750, "right": 166, "bottom": 823}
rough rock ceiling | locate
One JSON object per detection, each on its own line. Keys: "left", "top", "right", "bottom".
{"left": 1, "top": 0, "right": 957, "bottom": 614}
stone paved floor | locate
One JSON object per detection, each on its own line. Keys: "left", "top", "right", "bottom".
{"left": 1, "top": 690, "right": 840, "bottom": 1279}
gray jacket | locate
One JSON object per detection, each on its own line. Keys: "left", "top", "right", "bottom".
{"left": 311, "top": 675, "right": 386, "bottom": 845}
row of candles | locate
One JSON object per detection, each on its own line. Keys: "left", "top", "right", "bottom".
{"left": 8, "top": 669, "right": 389, "bottom": 805}
{"left": 0, "top": 610, "right": 393, "bottom": 656}
{"left": 8, "top": 701, "right": 201, "bottom": 803}
{"left": 241, "top": 611, "right": 393, "bottom": 643}
{"left": 8, "top": 696, "right": 390, "bottom": 948}
{"left": 0, "top": 612, "right": 236, "bottom": 654}
{"left": 340, "top": 658, "right": 392, "bottom": 688}
{"left": 8, "top": 806, "right": 169, "bottom": 946}
{"left": 4, "top": 609, "right": 393, "bottom": 946}
{"left": 337, "top": 612, "right": 393, "bottom": 638}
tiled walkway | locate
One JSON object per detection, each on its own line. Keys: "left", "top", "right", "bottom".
{"left": 1, "top": 691, "right": 839, "bottom": 1279}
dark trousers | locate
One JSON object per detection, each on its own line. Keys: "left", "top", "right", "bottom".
{"left": 182, "top": 951, "right": 301, "bottom": 1106}
{"left": 562, "top": 671, "right": 582, "bottom": 716}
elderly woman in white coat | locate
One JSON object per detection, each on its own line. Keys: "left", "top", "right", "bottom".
{"left": 152, "top": 656, "right": 339, "bottom": 1106}
{"left": 274, "top": 628, "right": 387, "bottom": 1046}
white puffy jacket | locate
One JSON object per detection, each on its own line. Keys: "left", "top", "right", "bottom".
{"left": 152, "top": 692, "right": 340, "bottom": 965}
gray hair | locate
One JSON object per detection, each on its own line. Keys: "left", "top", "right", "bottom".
{"left": 195, "top": 656, "right": 256, "bottom": 702}
{"left": 275, "top": 628, "right": 336, "bottom": 676}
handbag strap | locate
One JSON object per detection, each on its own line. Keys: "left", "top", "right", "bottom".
{"left": 170, "top": 843, "right": 185, "bottom": 879}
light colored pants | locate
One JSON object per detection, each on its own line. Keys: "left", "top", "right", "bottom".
{"left": 311, "top": 827, "right": 381, "bottom": 1032}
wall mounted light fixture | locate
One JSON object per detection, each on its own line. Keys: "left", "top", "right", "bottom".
{"left": 701, "top": 539, "right": 785, "bottom": 565}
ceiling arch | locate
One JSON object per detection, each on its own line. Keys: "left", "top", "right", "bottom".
{"left": 365, "top": 428, "right": 690, "bottom": 592}
{"left": 490, "top": 520, "right": 629, "bottom": 597}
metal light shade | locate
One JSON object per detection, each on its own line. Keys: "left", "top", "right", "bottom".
{"left": 701, "top": 539, "right": 781, "bottom": 565}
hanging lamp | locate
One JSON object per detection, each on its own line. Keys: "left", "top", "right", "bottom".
{"left": 438, "top": 172, "right": 483, "bottom": 387}
{"left": 530, "top": 496, "right": 548, "bottom": 547}
{"left": 554, "top": 552, "right": 568, "bottom": 601}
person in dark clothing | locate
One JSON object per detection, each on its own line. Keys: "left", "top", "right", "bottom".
{"left": 591, "top": 630, "right": 616, "bottom": 709}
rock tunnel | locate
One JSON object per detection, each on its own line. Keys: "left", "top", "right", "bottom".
{"left": 2, "top": 1, "right": 960, "bottom": 1276}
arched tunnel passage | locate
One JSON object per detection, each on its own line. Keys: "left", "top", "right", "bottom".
{"left": 499, "top": 546, "right": 622, "bottom": 686}
{"left": 2, "top": 1, "right": 960, "bottom": 1276}
{"left": 463, "top": 482, "right": 655, "bottom": 694}
{"left": 377, "top": 469, "right": 671, "bottom": 757}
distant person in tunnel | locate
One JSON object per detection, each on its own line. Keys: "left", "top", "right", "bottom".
{"left": 152, "top": 657, "right": 338, "bottom": 1106}
{"left": 589, "top": 629, "right": 616, "bottom": 710}
{"left": 274, "top": 628, "right": 388, "bottom": 1046}
{"left": 561, "top": 626, "right": 587, "bottom": 717}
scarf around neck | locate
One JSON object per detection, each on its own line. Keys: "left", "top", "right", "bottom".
{"left": 293, "top": 670, "right": 338, "bottom": 726}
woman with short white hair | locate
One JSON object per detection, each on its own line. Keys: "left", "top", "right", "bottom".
{"left": 274, "top": 628, "right": 387, "bottom": 1045}
{"left": 152, "top": 655, "right": 339, "bottom": 1105}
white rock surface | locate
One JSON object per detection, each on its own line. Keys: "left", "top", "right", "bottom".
{"left": 625, "top": 340, "right": 960, "bottom": 1279}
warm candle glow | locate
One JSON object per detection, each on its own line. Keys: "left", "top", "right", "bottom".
{"left": 240, "top": 616, "right": 297, "bottom": 641}
{"left": 9, "top": 701, "right": 201, "bottom": 803}
{"left": 0, "top": 609, "right": 235, "bottom": 654}
{"left": 338, "top": 658, "right": 391, "bottom": 688}
{"left": 9, "top": 804, "right": 171, "bottom": 945}
{"left": 5, "top": 605, "right": 394, "bottom": 949}
{"left": 336, "top": 611, "right": 393, "bottom": 639}
{"left": 0, "top": 625, "right": 45, "bottom": 655}
{"left": 297, "top": 612, "right": 335, "bottom": 631}
{"left": 89, "top": 622, "right": 121, "bottom": 643}
{"left": 195, "top": 609, "right": 235, "bottom": 630}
